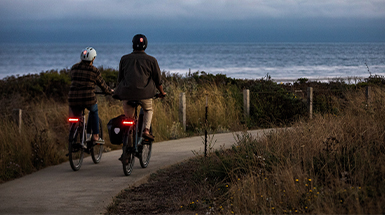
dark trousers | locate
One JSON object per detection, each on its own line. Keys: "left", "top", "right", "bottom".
{"left": 69, "top": 104, "right": 99, "bottom": 134}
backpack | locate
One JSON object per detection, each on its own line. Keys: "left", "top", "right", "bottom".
{"left": 107, "top": 114, "right": 126, "bottom": 145}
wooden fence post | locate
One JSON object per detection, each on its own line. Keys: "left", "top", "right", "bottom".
{"left": 243, "top": 89, "right": 250, "bottom": 119}
{"left": 307, "top": 87, "right": 313, "bottom": 119}
{"left": 366, "top": 86, "right": 371, "bottom": 109}
{"left": 179, "top": 92, "right": 186, "bottom": 131}
{"left": 13, "top": 109, "right": 22, "bottom": 134}
{"left": 205, "top": 94, "right": 208, "bottom": 157}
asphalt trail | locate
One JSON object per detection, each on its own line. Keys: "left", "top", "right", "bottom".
{"left": 0, "top": 129, "right": 276, "bottom": 214}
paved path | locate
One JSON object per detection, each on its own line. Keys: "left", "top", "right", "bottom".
{"left": 0, "top": 129, "right": 276, "bottom": 215}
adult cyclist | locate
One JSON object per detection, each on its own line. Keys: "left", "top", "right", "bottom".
{"left": 68, "top": 47, "right": 113, "bottom": 147}
{"left": 114, "top": 34, "right": 166, "bottom": 141}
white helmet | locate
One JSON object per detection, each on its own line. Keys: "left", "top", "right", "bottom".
{"left": 80, "top": 47, "right": 97, "bottom": 61}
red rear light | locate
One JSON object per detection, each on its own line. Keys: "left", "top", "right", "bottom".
{"left": 68, "top": 118, "right": 79, "bottom": 122}
{"left": 122, "top": 120, "right": 135, "bottom": 126}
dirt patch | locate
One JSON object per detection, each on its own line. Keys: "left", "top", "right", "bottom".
{"left": 106, "top": 159, "right": 211, "bottom": 214}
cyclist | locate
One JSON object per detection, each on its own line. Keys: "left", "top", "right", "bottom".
{"left": 114, "top": 34, "right": 166, "bottom": 141}
{"left": 68, "top": 47, "right": 113, "bottom": 147}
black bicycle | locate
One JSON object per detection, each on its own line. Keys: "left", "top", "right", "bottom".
{"left": 67, "top": 94, "right": 105, "bottom": 171}
{"left": 120, "top": 96, "right": 159, "bottom": 176}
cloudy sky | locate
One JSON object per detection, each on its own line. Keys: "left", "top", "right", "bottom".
{"left": 1, "top": 0, "right": 385, "bottom": 43}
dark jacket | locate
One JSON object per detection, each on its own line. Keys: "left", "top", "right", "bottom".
{"left": 68, "top": 61, "right": 112, "bottom": 107}
{"left": 114, "top": 51, "right": 162, "bottom": 100}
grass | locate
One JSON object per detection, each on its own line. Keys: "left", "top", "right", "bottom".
{"left": 194, "top": 87, "right": 385, "bottom": 214}
{"left": 0, "top": 101, "right": 69, "bottom": 181}
{"left": 0, "top": 70, "right": 247, "bottom": 182}
{"left": 1, "top": 67, "right": 384, "bottom": 212}
{"left": 106, "top": 85, "right": 385, "bottom": 214}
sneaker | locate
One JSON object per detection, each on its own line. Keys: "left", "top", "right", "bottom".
{"left": 94, "top": 137, "right": 105, "bottom": 145}
{"left": 142, "top": 132, "right": 155, "bottom": 141}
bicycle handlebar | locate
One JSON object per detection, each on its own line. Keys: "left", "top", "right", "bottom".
{"left": 95, "top": 91, "right": 109, "bottom": 95}
{"left": 154, "top": 93, "right": 166, "bottom": 99}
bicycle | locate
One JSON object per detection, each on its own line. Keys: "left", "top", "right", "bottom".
{"left": 67, "top": 92, "right": 105, "bottom": 171}
{"left": 120, "top": 95, "right": 161, "bottom": 176}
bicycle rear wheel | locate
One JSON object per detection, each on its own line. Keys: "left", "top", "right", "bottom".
{"left": 122, "top": 129, "right": 135, "bottom": 176}
{"left": 91, "top": 117, "right": 104, "bottom": 164}
{"left": 139, "top": 126, "right": 152, "bottom": 168}
{"left": 68, "top": 123, "right": 84, "bottom": 171}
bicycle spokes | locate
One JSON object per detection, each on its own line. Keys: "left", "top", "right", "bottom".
{"left": 68, "top": 125, "right": 84, "bottom": 171}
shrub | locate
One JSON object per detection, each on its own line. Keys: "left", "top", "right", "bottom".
{"left": 184, "top": 86, "right": 385, "bottom": 214}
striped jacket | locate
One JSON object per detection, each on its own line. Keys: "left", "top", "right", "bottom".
{"left": 68, "top": 62, "right": 112, "bottom": 107}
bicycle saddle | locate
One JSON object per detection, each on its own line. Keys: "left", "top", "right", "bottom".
{"left": 126, "top": 100, "right": 142, "bottom": 108}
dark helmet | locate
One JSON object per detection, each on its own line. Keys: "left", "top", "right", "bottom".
{"left": 132, "top": 34, "right": 148, "bottom": 51}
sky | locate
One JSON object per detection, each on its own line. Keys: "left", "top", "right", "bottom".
{"left": 0, "top": 0, "right": 385, "bottom": 43}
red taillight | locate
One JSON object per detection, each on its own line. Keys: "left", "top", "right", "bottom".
{"left": 68, "top": 118, "right": 79, "bottom": 122}
{"left": 122, "top": 120, "right": 134, "bottom": 126}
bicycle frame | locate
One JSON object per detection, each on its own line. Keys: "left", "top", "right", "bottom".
{"left": 121, "top": 94, "right": 160, "bottom": 151}
{"left": 119, "top": 94, "right": 159, "bottom": 176}
{"left": 122, "top": 108, "right": 145, "bottom": 153}
{"left": 68, "top": 112, "right": 86, "bottom": 148}
{"left": 68, "top": 92, "right": 107, "bottom": 171}
{"left": 121, "top": 103, "right": 154, "bottom": 176}
{"left": 69, "top": 91, "right": 106, "bottom": 145}
{"left": 68, "top": 108, "right": 104, "bottom": 171}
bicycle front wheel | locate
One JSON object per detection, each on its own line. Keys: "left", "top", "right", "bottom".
{"left": 91, "top": 117, "right": 104, "bottom": 164}
{"left": 139, "top": 126, "right": 152, "bottom": 168}
{"left": 122, "top": 129, "right": 135, "bottom": 176}
{"left": 68, "top": 123, "right": 84, "bottom": 171}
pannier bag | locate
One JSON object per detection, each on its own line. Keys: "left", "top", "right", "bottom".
{"left": 107, "top": 114, "right": 126, "bottom": 145}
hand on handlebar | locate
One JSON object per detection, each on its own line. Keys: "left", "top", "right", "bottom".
{"left": 155, "top": 92, "right": 166, "bottom": 99}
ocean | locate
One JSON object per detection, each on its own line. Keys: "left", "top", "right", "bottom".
{"left": 0, "top": 42, "right": 384, "bottom": 81}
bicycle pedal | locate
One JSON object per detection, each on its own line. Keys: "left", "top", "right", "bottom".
{"left": 86, "top": 134, "right": 92, "bottom": 142}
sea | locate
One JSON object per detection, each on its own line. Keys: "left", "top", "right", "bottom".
{"left": 1, "top": 42, "right": 385, "bottom": 82}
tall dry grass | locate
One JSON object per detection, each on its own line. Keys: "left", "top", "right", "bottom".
{"left": 152, "top": 79, "right": 243, "bottom": 140}
{"left": 188, "top": 86, "right": 385, "bottom": 214}
{"left": 0, "top": 79, "right": 242, "bottom": 182}
{"left": 0, "top": 100, "right": 69, "bottom": 182}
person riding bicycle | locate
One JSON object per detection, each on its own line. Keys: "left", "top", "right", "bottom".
{"left": 114, "top": 34, "right": 166, "bottom": 141}
{"left": 68, "top": 47, "right": 113, "bottom": 147}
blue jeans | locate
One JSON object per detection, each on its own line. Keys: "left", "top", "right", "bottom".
{"left": 69, "top": 104, "right": 99, "bottom": 134}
